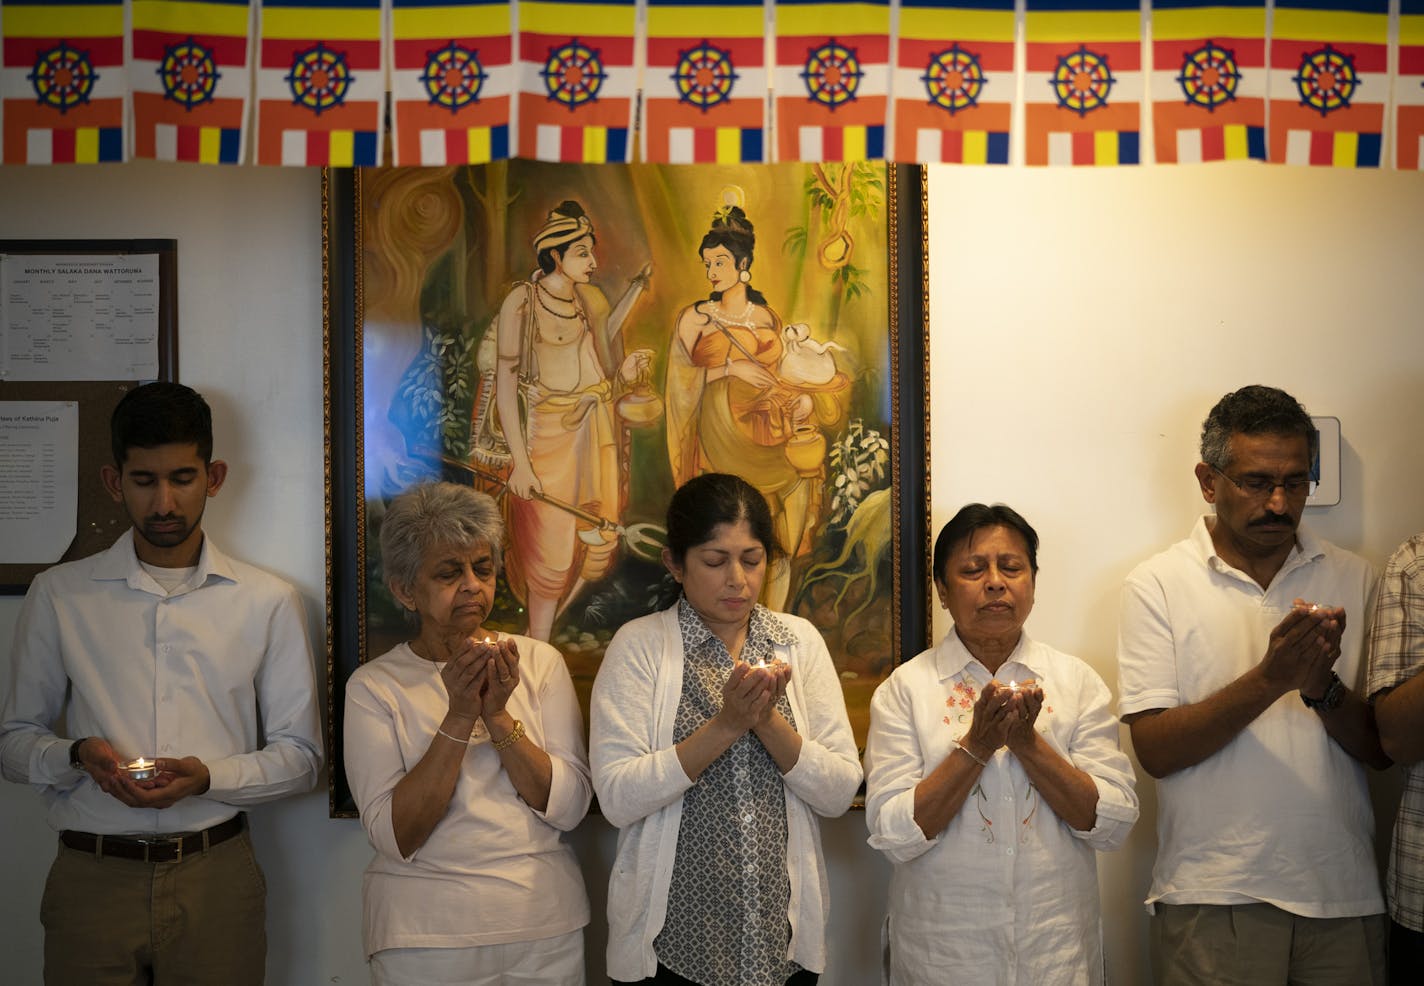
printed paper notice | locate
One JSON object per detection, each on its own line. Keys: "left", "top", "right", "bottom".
{"left": 1, "top": 254, "right": 161, "bottom": 381}
{"left": 0, "top": 401, "right": 78, "bottom": 564}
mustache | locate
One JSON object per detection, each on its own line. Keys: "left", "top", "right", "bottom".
{"left": 144, "top": 513, "right": 182, "bottom": 523}
{"left": 1251, "top": 512, "right": 1294, "bottom": 526}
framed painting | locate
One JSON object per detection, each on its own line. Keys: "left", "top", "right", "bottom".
{"left": 324, "top": 162, "right": 929, "bottom": 815}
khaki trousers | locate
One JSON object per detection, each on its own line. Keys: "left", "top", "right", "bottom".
{"left": 40, "top": 828, "right": 267, "bottom": 986}
{"left": 1152, "top": 902, "right": 1387, "bottom": 986}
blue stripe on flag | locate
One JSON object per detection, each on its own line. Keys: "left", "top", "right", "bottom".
{"left": 867, "top": 126, "right": 885, "bottom": 158}
{"left": 221, "top": 129, "right": 242, "bottom": 163}
{"left": 1247, "top": 126, "right": 1265, "bottom": 160}
{"left": 741, "top": 128, "right": 764, "bottom": 162}
{"left": 1024, "top": 0, "right": 1139, "bottom": 11}
{"left": 99, "top": 128, "right": 124, "bottom": 161}
{"left": 606, "top": 128, "right": 629, "bottom": 162}
{"left": 987, "top": 131, "right": 1010, "bottom": 164}
{"left": 1118, "top": 131, "right": 1139, "bottom": 164}
{"left": 1356, "top": 133, "right": 1381, "bottom": 167}
{"left": 1272, "top": 0, "right": 1386, "bottom": 12}
{"left": 491, "top": 125, "right": 510, "bottom": 160}
{"left": 902, "top": 0, "right": 1015, "bottom": 10}
{"left": 354, "top": 131, "right": 379, "bottom": 164}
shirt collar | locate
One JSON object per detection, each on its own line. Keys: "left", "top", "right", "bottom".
{"left": 1190, "top": 514, "right": 1325, "bottom": 578}
{"left": 677, "top": 597, "right": 796, "bottom": 651}
{"left": 92, "top": 528, "right": 238, "bottom": 593}
{"left": 933, "top": 626, "right": 1045, "bottom": 682}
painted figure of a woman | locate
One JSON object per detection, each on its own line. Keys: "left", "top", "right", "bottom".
{"left": 665, "top": 201, "right": 849, "bottom": 611}
{"left": 494, "top": 200, "right": 652, "bottom": 641}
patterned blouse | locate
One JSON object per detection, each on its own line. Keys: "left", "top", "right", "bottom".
{"left": 654, "top": 599, "right": 802, "bottom": 986}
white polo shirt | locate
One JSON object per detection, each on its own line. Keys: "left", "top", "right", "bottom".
{"left": 1117, "top": 517, "right": 1383, "bottom": 918}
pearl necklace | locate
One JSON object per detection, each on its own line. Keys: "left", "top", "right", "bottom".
{"left": 706, "top": 300, "right": 758, "bottom": 328}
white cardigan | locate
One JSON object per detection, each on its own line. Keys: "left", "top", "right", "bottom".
{"left": 590, "top": 606, "right": 863, "bottom": 981}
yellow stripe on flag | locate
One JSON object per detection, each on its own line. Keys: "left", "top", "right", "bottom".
{"left": 200, "top": 128, "right": 225, "bottom": 164}
{"left": 649, "top": 5, "right": 763, "bottom": 38}
{"left": 583, "top": 127, "right": 608, "bottom": 163}
{"left": 4, "top": 5, "right": 124, "bottom": 37}
{"left": 1152, "top": 8, "right": 1264, "bottom": 41}
{"left": 1027, "top": 11, "right": 1140, "bottom": 43}
{"left": 963, "top": 130, "right": 989, "bottom": 164}
{"left": 900, "top": 8, "right": 1014, "bottom": 43}
{"left": 842, "top": 126, "right": 867, "bottom": 160}
{"left": 1223, "top": 124, "right": 1249, "bottom": 160}
{"left": 1332, "top": 131, "right": 1359, "bottom": 168}
{"left": 777, "top": 3, "right": 887, "bottom": 37}
{"left": 261, "top": 8, "right": 382, "bottom": 40}
{"left": 1400, "top": 14, "right": 1424, "bottom": 47}
{"left": 520, "top": 2, "right": 634, "bottom": 35}
{"left": 392, "top": 5, "right": 510, "bottom": 37}
{"left": 75, "top": 128, "right": 102, "bottom": 163}
{"left": 133, "top": 0, "right": 251, "bottom": 35}
{"left": 468, "top": 128, "right": 492, "bottom": 163}
{"left": 1273, "top": 10, "right": 1386, "bottom": 44}
{"left": 329, "top": 131, "right": 356, "bottom": 167}
{"left": 1094, "top": 130, "right": 1118, "bottom": 165}
{"left": 716, "top": 128, "right": 743, "bottom": 163}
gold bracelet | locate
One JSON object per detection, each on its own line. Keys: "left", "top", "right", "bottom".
{"left": 436, "top": 727, "right": 470, "bottom": 745}
{"left": 955, "top": 738, "right": 988, "bottom": 768}
{"left": 492, "top": 719, "right": 525, "bottom": 752}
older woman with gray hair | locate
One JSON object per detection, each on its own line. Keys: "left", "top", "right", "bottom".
{"left": 344, "top": 481, "right": 592, "bottom": 985}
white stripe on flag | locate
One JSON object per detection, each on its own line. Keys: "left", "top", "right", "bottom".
{"left": 1417, "top": 134, "right": 1424, "bottom": 170}
{"left": 419, "top": 130, "right": 447, "bottom": 165}
{"left": 668, "top": 128, "right": 695, "bottom": 163}
{"left": 798, "top": 126, "right": 824, "bottom": 162}
{"left": 1284, "top": 129, "right": 1312, "bottom": 166}
{"left": 155, "top": 124, "right": 178, "bottom": 161}
{"left": 1176, "top": 129, "right": 1203, "bottom": 164}
{"left": 26, "top": 130, "right": 53, "bottom": 164}
{"left": 536, "top": 124, "right": 562, "bottom": 161}
{"left": 1047, "top": 131, "right": 1073, "bottom": 166}
{"left": 916, "top": 129, "right": 942, "bottom": 163}
{"left": 281, "top": 130, "right": 308, "bottom": 166}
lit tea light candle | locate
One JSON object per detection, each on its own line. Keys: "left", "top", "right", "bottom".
{"left": 1008, "top": 680, "right": 1020, "bottom": 692}
{"left": 125, "top": 757, "right": 156, "bottom": 781}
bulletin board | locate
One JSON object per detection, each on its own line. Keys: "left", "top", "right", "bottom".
{"left": 0, "top": 239, "right": 178, "bottom": 593}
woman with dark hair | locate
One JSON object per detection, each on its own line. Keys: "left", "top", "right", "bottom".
{"left": 663, "top": 198, "right": 849, "bottom": 611}
{"left": 590, "top": 473, "right": 861, "bottom": 986}
{"left": 863, "top": 503, "right": 1139, "bottom": 985}
{"left": 492, "top": 199, "right": 653, "bottom": 641}
{"left": 344, "top": 481, "right": 592, "bottom": 984}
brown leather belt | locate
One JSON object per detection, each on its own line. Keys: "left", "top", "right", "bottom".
{"left": 60, "top": 812, "right": 245, "bottom": 863}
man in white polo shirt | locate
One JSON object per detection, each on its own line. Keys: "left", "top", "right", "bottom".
{"left": 0, "top": 382, "right": 322, "bottom": 985}
{"left": 1117, "top": 384, "right": 1388, "bottom": 984}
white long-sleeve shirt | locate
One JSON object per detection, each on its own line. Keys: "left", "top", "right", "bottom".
{"left": 590, "top": 606, "right": 862, "bottom": 982}
{"left": 344, "top": 637, "right": 592, "bottom": 956}
{"left": 864, "top": 631, "right": 1138, "bottom": 986}
{"left": 0, "top": 530, "right": 323, "bottom": 835}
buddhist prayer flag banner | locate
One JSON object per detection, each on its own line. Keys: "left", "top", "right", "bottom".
{"left": 254, "top": 0, "right": 384, "bottom": 166}
{"left": 1395, "top": 0, "right": 1424, "bottom": 169}
{"left": 131, "top": 0, "right": 254, "bottom": 164}
{"left": 772, "top": 0, "right": 890, "bottom": 162}
{"left": 1268, "top": 0, "right": 1387, "bottom": 167}
{"left": 2, "top": 0, "right": 126, "bottom": 163}
{"left": 642, "top": 0, "right": 767, "bottom": 164}
{"left": 1023, "top": 0, "right": 1142, "bottom": 166}
{"left": 893, "top": 0, "right": 1014, "bottom": 164}
{"left": 389, "top": 0, "right": 513, "bottom": 166}
{"left": 515, "top": 0, "right": 637, "bottom": 163}
{"left": 1150, "top": 0, "right": 1266, "bottom": 163}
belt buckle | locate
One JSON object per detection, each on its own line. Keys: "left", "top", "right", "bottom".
{"left": 136, "top": 834, "right": 184, "bottom": 863}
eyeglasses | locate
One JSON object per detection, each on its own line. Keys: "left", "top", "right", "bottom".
{"left": 1211, "top": 465, "right": 1317, "bottom": 499}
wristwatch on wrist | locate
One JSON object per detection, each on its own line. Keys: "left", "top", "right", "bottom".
{"left": 68, "top": 737, "right": 88, "bottom": 770}
{"left": 1301, "top": 672, "right": 1346, "bottom": 713}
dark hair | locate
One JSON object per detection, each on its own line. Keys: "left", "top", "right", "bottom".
{"left": 933, "top": 503, "right": 1040, "bottom": 583}
{"left": 1199, "top": 385, "right": 1318, "bottom": 470}
{"left": 536, "top": 200, "right": 596, "bottom": 274}
{"left": 697, "top": 205, "right": 767, "bottom": 307}
{"left": 110, "top": 381, "right": 213, "bottom": 466}
{"left": 666, "top": 473, "right": 781, "bottom": 564}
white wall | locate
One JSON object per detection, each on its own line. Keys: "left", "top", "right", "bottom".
{"left": 0, "top": 160, "right": 1420, "bottom": 985}
{"left": 928, "top": 161, "right": 1424, "bottom": 981}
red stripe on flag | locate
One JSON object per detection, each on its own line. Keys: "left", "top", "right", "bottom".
{"left": 132, "top": 31, "right": 250, "bottom": 64}
{"left": 647, "top": 36, "right": 762, "bottom": 66}
{"left": 560, "top": 127, "right": 581, "bottom": 159}
{"left": 52, "top": 127, "right": 76, "bottom": 163}
{"left": 941, "top": 129, "right": 963, "bottom": 163}
{"left": 261, "top": 38, "right": 382, "bottom": 69}
{"left": 1272, "top": 39, "right": 1386, "bottom": 72}
{"left": 899, "top": 38, "right": 1015, "bottom": 72}
{"left": 775, "top": 35, "right": 890, "bottom": 61}
{"left": 1201, "top": 125, "right": 1224, "bottom": 161}
{"left": 822, "top": 127, "right": 843, "bottom": 159}
{"left": 176, "top": 125, "right": 201, "bottom": 159}
{"left": 1026, "top": 40, "right": 1141, "bottom": 73}
{"left": 443, "top": 129, "right": 464, "bottom": 160}
{"left": 694, "top": 127, "right": 716, "bottom": 161}
{"left": 4, "top": 36, "right": 125, "bottom": 66}
{"left": 305, "top": 130, "right": 328, "bottom": 165}
{"left": 519, "top": 33, "right": 636, "bottom": 65}
{"left": 393, "top": 36, "right": 512, "bottom": 67}
{"left": 1309, "top": 130, "right": 1333, "bottom": 165}
{"left": 1072, "top": 130, "right": 1094, "bottom": 164}
{"left": 1400, "top": 48, "right": 1424, "bottom": 74}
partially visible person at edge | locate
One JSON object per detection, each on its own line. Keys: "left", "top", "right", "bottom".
{"left": 1117, "top": 384, "right": 1389, "bottom": 985}
{"left": 344, "top": 481, "right": 592, "bottom": 985}
{"left": 864, "top": 503, "right": 1138, "bottom": 985}
{"left": 1366, "top": 530, "right": 1424, "bottom": 985}
{"left": 493, "top": 198, "right": 652, "bottom": 642}
{"left": 0, "top": 381, "right": 323, "bottom": 985}
{"left": 590, "top": 472, "right": 861, "bottom": 986}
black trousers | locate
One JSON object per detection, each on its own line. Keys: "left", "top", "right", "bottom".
{"left": 1391, "top": 918, "right": 1424, "bottom": 986}
{"left": 613, "top": 965, "right": 819, "bottom": 986}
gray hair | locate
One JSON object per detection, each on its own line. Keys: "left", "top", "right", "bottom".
{"left": 1200, "top": 385, "right": 1318, "bottom": 470}
{"left": 380, "top": 482, "right": 504, "bottom": 595}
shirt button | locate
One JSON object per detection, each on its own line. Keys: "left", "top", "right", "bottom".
{"left": 1003, "top": 794, "right": 1013, "bottom": 802}
{"left": 742, "top": 813, "right": 755, "bottom": 824}
{"left": 1005, "top": 847, "right": 1015, "bottom": 856}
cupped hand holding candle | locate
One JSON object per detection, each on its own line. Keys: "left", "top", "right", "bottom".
{"left": 125, "top": 756, "right": 157, "bottom": 781}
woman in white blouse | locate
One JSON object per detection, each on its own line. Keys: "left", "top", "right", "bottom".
{"left": 591, "top": 472, "right": 862, "bottom": 986}
{"left": 864, "top": 503, "right": 1139, "bottom": 986}
{"left": 344, "top": 482, "right": 591, "bottom": 985}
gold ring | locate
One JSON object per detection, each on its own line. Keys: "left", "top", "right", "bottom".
{"left": 499, "top": 674, "right": 511, "bottom": 683}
